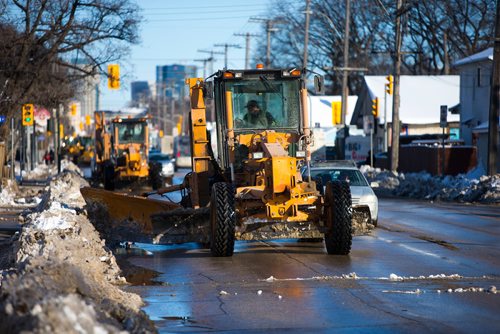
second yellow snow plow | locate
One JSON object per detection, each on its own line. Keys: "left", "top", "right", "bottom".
{"left": 83, "top": 67, "right": 356, "bottom": 256}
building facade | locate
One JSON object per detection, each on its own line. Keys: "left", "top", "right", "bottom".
{"left": 131, "top": 81, "right": 151, "bottom": 107}
{"left": 453, "top": 48, "right": 499, "bottom": 172}
{"left": 156, "top": 64, "right": 197, "bottom": 98}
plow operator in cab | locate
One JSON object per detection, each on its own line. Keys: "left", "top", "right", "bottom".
{"left": 237, "top": 99, "right": 277, "bottom": 128}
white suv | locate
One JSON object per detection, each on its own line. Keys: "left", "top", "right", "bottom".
{"left": 303, "top": 161, "right": 379, "bottom": 226}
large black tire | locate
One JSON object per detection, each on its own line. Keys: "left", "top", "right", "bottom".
{"left": 148, "top": 162, "right": 163, "bottom": 190}
{"left": 103, "top": 161, "right": 115, "bottom": 191}
{"left": 324, "top": 181, "right": 353, "bottom": 255}
{"left": 210, "top": 182, "right": 236, "bottom": 257}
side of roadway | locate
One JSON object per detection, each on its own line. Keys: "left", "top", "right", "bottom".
{"left": 0, "top": 171, "right": 157, "bottom": 333}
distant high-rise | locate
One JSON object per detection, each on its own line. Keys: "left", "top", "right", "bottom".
{"left": 156, "top": 64, "right": 197, "bottom": 98}
{"left": 131, "top": 81, "right": 151, "bottom": 106}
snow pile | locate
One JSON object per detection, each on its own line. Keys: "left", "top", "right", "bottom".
{"left": 20, "top": 159, "right": 83, "bottom": 181}
{"left": 21, "top": 163, "right": 52, "bottom": 180}
{"left": 0, "top": 171, "right": 155, "bottom": 333}
{"left": 0, "top": 179, "right": 16, "bottom": 205}
{"left": 0, "top": 179, "right": 42, "bottom": 208}
{"left": 61, "top": 159, "right": 84, "bottom": 177}
{"left": 360, "top": 165, "right": 500, "bottom": 204}
{"left": 48, "top": 170, "right": 89, "bottom": 208}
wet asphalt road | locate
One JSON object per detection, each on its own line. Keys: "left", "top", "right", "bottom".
{"left": 122, "top": 192, "right": 500, "bottom": 333}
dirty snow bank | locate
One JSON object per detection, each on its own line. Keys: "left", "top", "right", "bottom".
{"left": 360, "top": 165, "right": 500, "bottom": 204}
{"left": 20, "top": 158, "right": 83, "bottom": 181}
{"left": 0, "top": 178, "right": 42, "bottom": 207}
{"left": 0, "top": 170, "right": 156, "bottom": 333}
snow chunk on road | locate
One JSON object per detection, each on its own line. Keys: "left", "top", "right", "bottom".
{"left": 389, "top": 273, "right": 404, "bottom": 281}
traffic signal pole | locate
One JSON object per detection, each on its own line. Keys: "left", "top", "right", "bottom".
{"left": 10, "top": 117, "right": 14, "bottom": 180}
{"left": 384, "top": 89, "right": 388, "bottom": 152}
{"left": 31, "top": 120, "right": 35, "bottom": 170}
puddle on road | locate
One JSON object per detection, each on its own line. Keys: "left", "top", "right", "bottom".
{"left": 114, "top": 254, "right": 163, "bottom": 286}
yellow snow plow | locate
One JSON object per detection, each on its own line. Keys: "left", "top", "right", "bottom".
{"left": 82, "top": 67, "right": 357, "bottom": 256}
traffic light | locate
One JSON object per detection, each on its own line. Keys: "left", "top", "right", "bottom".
{"left": 371, "top": 98, "right": 379, "bottom": 117}
{"left": 70, "top": 103, "right": 77, "bottom": 116}
{"left": 331, "top": 101, "right": 341, "bottom": 125}
{"left": 385, "top": 75, "right": 393, "bottom": 95}
{"left": 22, "top": 104, "right": 34, "bottom": 126}
{"left": 107, "top": 64, "right": 120, "bottom": 89}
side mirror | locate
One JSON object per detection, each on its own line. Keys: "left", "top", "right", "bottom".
{"left": 204, "top": 82, "right": 214, "bottom": 99}
{"left": 314, "top": 75, "right": 325, "bottom": 95}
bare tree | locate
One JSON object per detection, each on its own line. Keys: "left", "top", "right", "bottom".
{"left": 405, "top": 0, "right": 495, "bottom": 74}
{"left": 252, "top": 0, "right": 391, "bottom": 94}
{"left": 254, "top": 0, "right": 495, "bottom": 93}
{"left": 0, "top": 0, "right": 141, "bottom": 140}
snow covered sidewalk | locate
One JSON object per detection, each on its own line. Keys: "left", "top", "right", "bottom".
{"left": 0, "top": 167, "right": 155, "bottom": 333}
{"left": 360, "top": 165, "right": 500, "bottom": 204}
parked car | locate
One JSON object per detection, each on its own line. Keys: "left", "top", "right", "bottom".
{"left": 302, "top": 160, "right": 379, "bottom": 226}
{"left": 173, "top": 135, "right": 192, "bottom": 170}
{"left": 148, "top": 152, "right": 175, "bottom": 178}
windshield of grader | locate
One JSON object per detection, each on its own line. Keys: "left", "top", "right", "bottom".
{"left": 116, "top": 122, "right": 146, "bottom": 144}
{"left": 227, "top": 79, "right": 301, "bottom": 130}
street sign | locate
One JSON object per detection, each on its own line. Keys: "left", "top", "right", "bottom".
{"left": 363, "top": 115, "right": 374, "bottom": 135}
{"left": 440, "top": 105, "right": 448, "bottom": 128}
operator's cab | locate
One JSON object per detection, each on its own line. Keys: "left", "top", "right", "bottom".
{"left": 211, "top": 68, "right": 307, "bottom": 184}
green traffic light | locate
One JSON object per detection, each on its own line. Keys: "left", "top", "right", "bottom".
{"left": 25, "top": 117, "right": 31, "bottom": 122}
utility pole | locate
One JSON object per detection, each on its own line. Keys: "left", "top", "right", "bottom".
{"left": 194, "top": 58, "right": 210, "bottom": 78}
{"left": 234, "top": 32, "right": 260, "bottom": 69}
{"left": 341, "top": 0, "right": 351, "bottom": 126}
{"left": 250, "top": 17, "right": 282, "bottom": 67}
{"left": 214, "top": 43, "right": 241, "bottom": 69}
{"left": 443, "top": 30, "right": 450, "bottom": 75}
{"left": 303, "top": 0, "right": 311, "bottom": 70}
{"left": 391, "top": 0, "right": 404, "bottom": 173}
{"left": 487, "top": 0, "right": 500, "bottom": 175}
{"left": 198, "top": 49, "right": 224, "bottom": 75}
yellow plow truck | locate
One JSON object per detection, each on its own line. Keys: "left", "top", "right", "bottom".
{"left": 82, "top": 67, "right": 353, "bottom": 256}
{"left": 92, "top": 112, "right": 163, "bottom": 190}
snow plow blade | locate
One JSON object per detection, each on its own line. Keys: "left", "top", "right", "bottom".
{"left": 80, "top": 186, "right": 374, "bottom": 247}
{"left": 80, "top": 187, "right": 211, "bottom": 245}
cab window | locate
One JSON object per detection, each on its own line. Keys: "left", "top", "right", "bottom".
{"left": 226, "top": 79, "right": 301, "bottom": 130}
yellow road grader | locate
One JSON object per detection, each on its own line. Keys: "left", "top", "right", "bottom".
{"left": 82, "top": 67, "right": 353, "bottom": 256}
{"left": 92, "top": 112, "right": 163, "bottom": 190}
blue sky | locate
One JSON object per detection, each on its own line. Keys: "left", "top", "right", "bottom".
{"left": 100, "top": 0, "right": 274, "bottom": 110}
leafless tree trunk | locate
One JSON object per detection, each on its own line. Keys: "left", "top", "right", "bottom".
{"left": 0, "top": 0, "right": 141, "bottom": 144}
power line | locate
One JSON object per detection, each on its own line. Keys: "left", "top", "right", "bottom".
{"left": 142, "top": 4, "right": 270, "bottom": 11}
{"left": 142, "top": 8, "right": 268, "bottom": 16}
{"left": 147, "top": 15, "right": 258, "bottom": 22}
